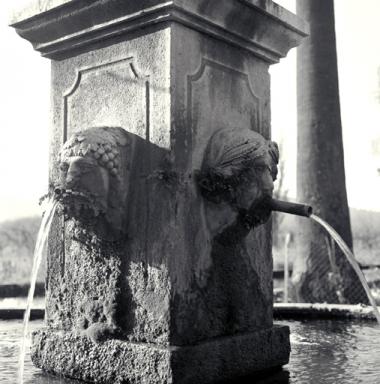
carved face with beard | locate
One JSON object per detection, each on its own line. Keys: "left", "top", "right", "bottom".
{"left": 197, "top": 127, "right": 279, "bottom": 234}
{"left": 56, "top": 127, "right": 130, "bottom": 241}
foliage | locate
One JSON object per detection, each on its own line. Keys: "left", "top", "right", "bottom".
{"left": 350, "top": 208, "right": 380, "bottom": 265}
{"left": 0, "top": 216, "right": 45, "bottom": 285}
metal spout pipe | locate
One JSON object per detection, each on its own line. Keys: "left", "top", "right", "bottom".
{"left": 268, "top": 198, "right": 312, "bottom": 218}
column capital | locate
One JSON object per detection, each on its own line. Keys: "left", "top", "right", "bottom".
{"left": 10, "top": 0, "right": 308, "bottom": 62}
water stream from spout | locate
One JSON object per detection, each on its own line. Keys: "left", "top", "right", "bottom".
{"left": 18, "top": 198, "right": 58, "bottom": 383}
{"left": 310, "top": 214, "right": 380, "bottom": 324}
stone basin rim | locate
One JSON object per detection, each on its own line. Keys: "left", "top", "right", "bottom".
{"left": 1, "top": 303, "right": 379, "bottom": 321}
{"left": 274, "top": 302, "right": 380, "bottom": 321}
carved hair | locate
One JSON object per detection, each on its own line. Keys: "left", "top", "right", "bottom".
{"left": 60, "top": 127, "right": 129, "bottom": 178}
{"left": 197, "top": 127, "right": 279, "bottom": 203}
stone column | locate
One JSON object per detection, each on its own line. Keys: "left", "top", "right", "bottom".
{"left": 11, "top": 1, "right": 307, "bottom": 383}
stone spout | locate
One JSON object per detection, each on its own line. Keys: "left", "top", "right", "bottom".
{"left": 268, "top": 198, "right": 313, "bottom": 218}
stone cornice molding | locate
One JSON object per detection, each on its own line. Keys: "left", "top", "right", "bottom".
{"left": 10, "top": 0, "right": 308, "bottom": 62}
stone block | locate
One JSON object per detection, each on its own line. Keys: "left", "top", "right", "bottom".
{"left": 31, "top": 325, "right": 290, "bottom": 384}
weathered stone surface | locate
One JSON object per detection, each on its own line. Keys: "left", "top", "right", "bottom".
{"left": 42, "top": 10, "right": 285, "bottom": 348}
{"left": 46, "top": 29, "right": 172, "bottom": 345}
{"left": 31, "top": 325, "right": 290, "bottom": 384}
{"left": 168, "top": 27, "right": 275, "bottom": 345}
{"left": 172, "top": 127, "right": 280, "bottom": 344}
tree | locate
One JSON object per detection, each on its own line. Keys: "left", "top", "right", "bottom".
{"left": 292, "top": 0, "right": 368, "bottom": 303}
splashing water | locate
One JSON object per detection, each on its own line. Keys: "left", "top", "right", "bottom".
{"left": 310, "top": 214, "right": 380, "bottom": 324}
{"left": 18, "top": 198, "right": 58, "bottom": 383}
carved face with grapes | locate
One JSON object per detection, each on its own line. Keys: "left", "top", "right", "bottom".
{"left": 57, "top": 127, "right": 129, "bottom": 234}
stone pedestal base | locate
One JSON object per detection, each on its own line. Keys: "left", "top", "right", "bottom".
{"left": 31, "top": 325, "right": 290, "bottom": 384}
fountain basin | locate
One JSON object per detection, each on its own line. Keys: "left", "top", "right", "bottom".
{"left": 2, "top": 316, "right": 380, "bottom": 384}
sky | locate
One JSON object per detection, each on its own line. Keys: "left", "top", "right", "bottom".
{"left": 0, "top": 0, "right": 50, "bottom": 221}
{"left": 0, "top": 0, "right": 379, "bottom": 222}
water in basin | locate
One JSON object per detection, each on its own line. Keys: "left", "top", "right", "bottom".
{"left": 2, "top": 319, "right": 379, "bottom": 383}
{"left": 285, "top": 319, "right": 380, "bottom": 384}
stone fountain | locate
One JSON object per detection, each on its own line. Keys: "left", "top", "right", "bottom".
{"left": 10, "top": 1, "right": 307, "bottom": 383}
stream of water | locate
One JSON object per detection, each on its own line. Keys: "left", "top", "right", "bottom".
{"left": 310, "top": 214, "right": 380, "bottom": 324}
{"left": 18, "top": 199, "right": 58, "bottom": 384}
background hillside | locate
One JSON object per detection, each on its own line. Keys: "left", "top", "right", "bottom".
{"left": 0, "top": 216, "right": 44, "bottom": 285}
{"left": 273, "top": 207, "right": 380, "bottom": 268}
{"left": 0, "top": 209, "right": 379, "bottom": 287}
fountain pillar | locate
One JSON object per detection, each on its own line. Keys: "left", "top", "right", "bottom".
{"left": 11, "top": 1, "right": 307, "bottom": 382}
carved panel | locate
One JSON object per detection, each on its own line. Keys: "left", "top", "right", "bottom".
{"left": 187, "top": 58, "right": 262, "bottom": 169}
{"left": 60, "top": 57, "right": 150, "bottom": 278}
{"left": 63, "top": 57, "right": 150, "bottom": 143}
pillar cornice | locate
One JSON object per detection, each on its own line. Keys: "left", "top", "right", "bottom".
{"left": 10, "top": 0, "right": 308, "bottom": 62}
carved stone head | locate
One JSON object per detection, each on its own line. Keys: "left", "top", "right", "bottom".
{"left": 56, "top": 127, "right": 130, "bottom": 240}
{"left": 197, "top": 127, "right": 279, "bottom": 212}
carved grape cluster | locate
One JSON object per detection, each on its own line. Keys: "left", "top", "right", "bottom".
{"left": 62, "top": 136, "right": 121, "bottom": 178}
{"left": 90, "top": 143, "right": 120, "bottom": 177}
